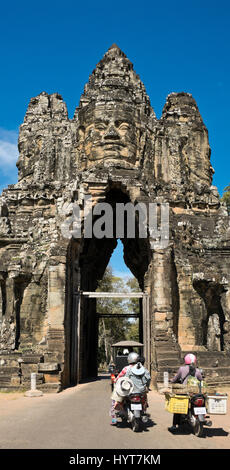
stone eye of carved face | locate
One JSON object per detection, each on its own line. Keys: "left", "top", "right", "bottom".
{"left": 93, "top": 120, "right": 132, "bottom": 135}
{"left": 116, "top": 122, "right": 130, "bottom": 131}
{"left": 94, "top": 122, "right": 108, "bottom": 132}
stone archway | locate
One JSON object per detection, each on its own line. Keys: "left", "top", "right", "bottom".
{"left": 64, "top": 185, "right": 152, "bottom": 386}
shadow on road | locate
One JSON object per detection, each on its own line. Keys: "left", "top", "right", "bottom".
{"left": 79, "top": 374, "right": 110, "bottom": 385}
{"left": 141, "top": 419, "right": 157, "bottom": 432}
{"left": 204, "top": 427, "right": 229, "bottom": 438}
{"left": 168, "top": 424, "right": 229, "bottom": 439}
{"left": 97, "top": 374, "right": 110, "bottom": 381}
{"left": 116, "top": 418, "right": 157, "bottom": 433}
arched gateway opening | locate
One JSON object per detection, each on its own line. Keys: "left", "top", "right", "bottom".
{"left": 64, "top": 187, "right": 152, "bottom": 386}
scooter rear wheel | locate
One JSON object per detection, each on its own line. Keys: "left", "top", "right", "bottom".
{"left": 193, "top": 420, "right": 204, "bottom": 437}
{"left": 132, "top": 418, "right": 141, "bottom": 432}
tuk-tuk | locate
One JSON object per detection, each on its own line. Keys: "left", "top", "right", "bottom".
{"left": 109, "top": 340, "right": 144, "bottom": 391}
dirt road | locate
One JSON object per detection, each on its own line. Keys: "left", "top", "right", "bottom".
{"left": 0, "top": 375, "right": 229, "bottom": 449}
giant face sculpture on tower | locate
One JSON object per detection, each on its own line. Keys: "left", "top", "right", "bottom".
{"left": 78, "top": 103, "right": 138, "bottom": 169}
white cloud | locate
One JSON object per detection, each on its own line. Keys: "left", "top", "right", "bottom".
{"left": 0, "top": 140, "right": 18, "bottom": 167}
{"left": 0, "top": 128, "right": 19, "bottom": 181}
{"left": 113, "top": 270, "right": 133, "bottom": 280}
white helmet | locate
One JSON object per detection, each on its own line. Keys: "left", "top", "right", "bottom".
{"left": 128, "top": 352, "right": 139, "bottom": 364}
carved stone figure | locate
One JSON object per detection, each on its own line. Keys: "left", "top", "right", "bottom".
{"left": 207, "top": 314, "right": 221, "bottom": 351}
{"left": 78, "top": 103, "right": 138, "bottom": 168}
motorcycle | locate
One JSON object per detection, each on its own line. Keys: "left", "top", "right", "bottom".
{"left": 173, "top": 392, "right": 212, "bottom": 437}
{"left": 169, "top": 368, "right": 212, "bottom": 437}
{"left": 186, "top": 392, "right": 212, "bottom": 437}
{"left": 115, "top": 392, "right": 150, "bottom": 432}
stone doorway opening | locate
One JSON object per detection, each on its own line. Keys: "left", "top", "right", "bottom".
{"left": 78, "top": 291, "right": 150, "bottom": 381}
{"left": 193, "top": 280, "right": 226, "bottom": 351}
{"left": 64, "top": 186, "right": 152, "bottom": 387}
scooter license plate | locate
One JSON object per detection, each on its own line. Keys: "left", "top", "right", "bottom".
{"left": 131, "top": 404, "right": 142, "bottom": 411}
{"left": 194, "top": 407, "right": 206, "bottom": 415}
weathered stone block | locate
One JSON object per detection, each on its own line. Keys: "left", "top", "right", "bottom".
{"left": 21, "top": 373, "right": 44, "bottom": 384}
{"left": 38, "top": 363, "right": 59, "bottom": 373}
{"left": 22, "top": 355, "right": 44, "bottom": 364}
{"left": 11, "top": 376, "right": 21, "bottom": 386}
{"left": 44, "top": 373, "right": 60, "bottom": 383}
{"left": 155, "top": 312, "right": 167, "bottom": 322}
{"left": 21, "top": 363, "right": 38, "bottom": 374}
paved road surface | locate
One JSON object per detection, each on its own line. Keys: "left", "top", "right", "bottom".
{"left": 0, "top": 374, "right": 229, "bottom": 449}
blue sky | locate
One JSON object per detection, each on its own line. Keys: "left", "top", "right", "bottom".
{"left": 0, "top": 0, "right": 229, "bottom": 274}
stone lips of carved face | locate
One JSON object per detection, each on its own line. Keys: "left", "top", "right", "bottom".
{"left": 80, "top": 108, "right": 137, "bottom": 165}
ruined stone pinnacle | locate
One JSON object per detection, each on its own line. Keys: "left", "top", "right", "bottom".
{"left": 108, "top": 43, "right": 121, "bottom": 51}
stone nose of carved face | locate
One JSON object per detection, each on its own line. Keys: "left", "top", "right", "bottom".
{"left": 104, "top": 125, "right": 120, "bottom": 141}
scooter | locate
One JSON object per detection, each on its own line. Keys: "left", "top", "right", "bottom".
{"left": 169, "top": 371, "right": 212, "bottom": 437}
{"left": 116, "top": 392, "right": 150, "bottom": 432}
{"left": 185, "top": 392, "right": 212, "bottom": 437}
{"left": 173, "top": 379, "right": 213, "bottom": 437}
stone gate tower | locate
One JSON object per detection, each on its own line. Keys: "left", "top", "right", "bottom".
{"left": 1, "top": 44, "right": 230, "bottom": 391}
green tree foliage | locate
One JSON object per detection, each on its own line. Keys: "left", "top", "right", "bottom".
{"left": 97, "top": 266, "right": 129, "bottom": 365}
{"left": 222, "top": 185, "right": 230, "bottom": 215}
{"left": 96, "top": 267, "right": 141, "bottom": 366}
{"left": 126, "top": 321, "right": 139, "bottom": 342}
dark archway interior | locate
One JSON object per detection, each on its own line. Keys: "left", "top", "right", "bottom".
{"left": 193, "top": 280, "right": 226, "bottom": 351}
{"left": 0, "top": 279, "right": 6, "bottom": 317}
{"left": 80, "top": 188, "right": 151, "bottom": 291}
{"left": 171, "top": 250, "right": 180, "bottom": 339}
{"left": 14, "top": 276, "right": 31, "bottom": 350}
{"left": 77, "top": 187, "right": 151, "bottom": 381}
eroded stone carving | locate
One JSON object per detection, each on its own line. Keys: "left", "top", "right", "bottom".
{"left": 78, "top": 103, "right": 138, "bottom": 168}
{"left": 207, "top": 314, "right": 221, "bottom": 351}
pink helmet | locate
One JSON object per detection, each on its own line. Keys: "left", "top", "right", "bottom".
{"left": 184, "top": 353, "right": 196, "bottom": 365}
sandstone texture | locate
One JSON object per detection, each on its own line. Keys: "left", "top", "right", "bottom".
{"left": 0, "top": 44, "right": 230, "bottom": 391}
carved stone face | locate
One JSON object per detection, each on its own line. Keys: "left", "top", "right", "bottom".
{"left": 79, "top": 105, "right": 137, "bottom": 166}
{"left": 16, "top": 138, "right": 31, "bottom": 177}
{"left": 17, "top": 137, "right": 42, "bottom": 180}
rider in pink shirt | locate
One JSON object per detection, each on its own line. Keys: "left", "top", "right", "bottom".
{"left": 168, "top": 353, "right": 203, "bottom": 433}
